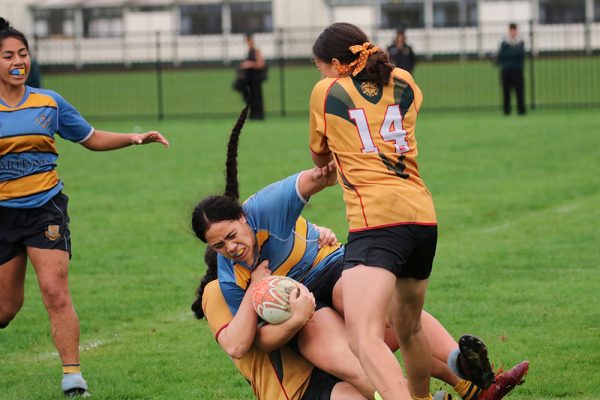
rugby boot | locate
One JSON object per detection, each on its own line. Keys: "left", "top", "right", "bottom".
{"left": 478, "top": 360, "right": 529, "bottom": 400}
{"left": 457, "top": 334, "right": 495, "bottom": 389}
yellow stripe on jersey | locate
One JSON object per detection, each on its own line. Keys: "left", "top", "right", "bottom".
{"left": 0, "top": 170, "right": 59, "bottom": 201}
{"left": 234, "top": 265, "right": 252, "bottom": 290}
{"left": 273, "top": 217, "right": 308, "bottom": 277}
{"left": 312, "top": 242, "right": 342, "bottom": 267}
{"left": 0, "top": 134, "right": 57, "bottom": 156}
{"left": 0, "top": 92, "right": 58, "bottom": 112}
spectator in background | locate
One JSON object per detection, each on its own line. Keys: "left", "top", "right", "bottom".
{"left": 497, "top": 23, "right": 526, "bottom": 115}
{"left": 237, "top": 33, "right": 267, "bottom": 120}
{"left": 387, "top": 29, "right": 416, "bottom": 73}
{"left": 26, "top": 56, "right": 42, "bottom": 88}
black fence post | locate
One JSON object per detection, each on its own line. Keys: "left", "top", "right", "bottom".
{"left": 156, "top": 31, "right": 164, "bottom": 120}
{"left": 277, "top": 28, "right": 286, "bottom": 117}
{"left": 529, "top": 19, "right": 536, "bottom": 111}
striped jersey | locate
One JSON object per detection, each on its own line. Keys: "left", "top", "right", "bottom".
{"left": 309, "top": 68, "right": 436, "bottom": 232}
{"left": 203, "top": 280, "right": 313, "bottom": 400}
{"left": 218, "top": 173, "right": 343, "bottom": 315}
{"left": 0, "top": 86, "right": 93, "bottom": 208}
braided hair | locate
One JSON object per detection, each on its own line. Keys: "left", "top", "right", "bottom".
{"left": 190, "top": 105, "right": 249, "bottom": 319}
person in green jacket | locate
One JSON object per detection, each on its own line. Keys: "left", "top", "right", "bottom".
{"left": 497, "top": 23, "right": 526, "bottom": 115}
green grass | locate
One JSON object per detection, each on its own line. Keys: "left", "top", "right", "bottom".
{"left": 43, "top": 56, "right": 600, "bottom": 119}
{"left": 1, "top": 109, "right": 599, "bottom": 399}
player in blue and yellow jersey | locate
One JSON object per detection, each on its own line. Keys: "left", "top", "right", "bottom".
{"left": 308, "top": 23, "right": 473, "bottom": 400}
{"left": 0, "top": 18, "right": 169, "bottom": 397}
{"left": 190, "top": 107, "right": 529, "bottom": 400}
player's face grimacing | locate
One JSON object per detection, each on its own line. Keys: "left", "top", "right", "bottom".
{"left": 205, "top": 216, "right": 256, "bottom": 266}
{"left": 0, "top": 37, "right": 30, "bottom": 87}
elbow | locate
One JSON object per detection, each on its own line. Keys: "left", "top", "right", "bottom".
{"left": 223, "top": 341, "right": 253, "bottom": 359}
{"left": 254, "top": 340, "right": 279, "bottom": 353}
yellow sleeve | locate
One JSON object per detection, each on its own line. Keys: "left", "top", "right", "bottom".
{"left": 393, "top": 68, "right": 423, "bottom": 112}
{"left": 202, "top": 281, "right": 233, "bottom": 340}
{"left": 309, "top": 79, "right": 334, "bottom": 156}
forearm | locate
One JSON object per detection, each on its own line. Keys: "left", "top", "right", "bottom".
{"left": 80, "top": 130, "right": 136, "bottom": 151}
{"left": 254, "top": 315, "right": 307, "bottom": 352}
{"left": 218, "top": 288, "right": 259, "bottom": 358}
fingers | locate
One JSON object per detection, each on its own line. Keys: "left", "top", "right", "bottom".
{"left": 135, "top": 131, "right": 170, "bottom": 147}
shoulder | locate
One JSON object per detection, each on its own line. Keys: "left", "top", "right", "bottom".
{"left": 392, "top": 67, "right": 416, "bottom": 85}
{"left": 310, "top": 78, "right": 339, "bottom": 105}
{"left": 29, "top": 87, "right": 62, "bottom": 101}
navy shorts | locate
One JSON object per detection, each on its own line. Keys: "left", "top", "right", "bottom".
{"left": 301, "top": 366, "right": 340, "bottom": 400}
{"left": 342, "top": 224, "right": 437, "bottom": 280}
{"left": 0, "top": 192, "right": 71, "bottom": 265}
{"left": 303, "top": 256, "right": 343, "bottom": 311}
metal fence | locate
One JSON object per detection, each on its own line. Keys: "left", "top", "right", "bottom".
{"left": 34, "top": 21, "right": 600, "bottom": 120}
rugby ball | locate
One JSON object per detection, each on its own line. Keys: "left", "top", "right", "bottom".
{"left": 251, "top": 276, "right": 300, "bottom": 324}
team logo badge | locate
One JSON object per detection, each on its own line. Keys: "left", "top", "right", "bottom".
{"left": 360, "top": 82, "right": 379, "bottom": 97}
{"left": 35, "top": 113, "right": 51, "bottom": 129}
{"left": 44, "top": 225, "right": 61, "bottom": 241}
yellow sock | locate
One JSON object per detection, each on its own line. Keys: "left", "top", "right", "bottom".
{"left": 374, "top": 391, "right": 384, "bottom": 400}
{"left": 63, "top": 364, "right": 81, "bottom": 374}
{"left": 454, "top": 378, "right": 482, "bottom": 400}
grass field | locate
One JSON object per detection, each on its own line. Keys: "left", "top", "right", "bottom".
{"left": 43, "top": 55, "right": 600, "bottom": 120}
{"left": 1, "top": 108, "right": 599, "bottom": 399}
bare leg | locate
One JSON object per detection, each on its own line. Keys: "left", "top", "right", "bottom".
{"left": 298, "top": 307, "right": 375, "bottom": 398}
{"left": 28, "top": 247, "right": 80, "bottom": 365}
{"left": 388, "top": 277, "right": 431, "bottom": 398}
{"left": 0, "top": 253, "right": 27, "bottom": 327}
{"left": 343, "top": 266, "right": 411, "bottom": 400}
{"left": 331, "top": 382, "right": 370, "bottom": 400}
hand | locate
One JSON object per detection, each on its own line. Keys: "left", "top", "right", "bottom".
{"left": 239, "top": 61, "right": 252, "bottom": 69}
{"left": 288, "top": 284, "right": 315, "bottom": 325}
{"left": 131, "top": 131, "right": 170, "bottom": 147}
{"left": 314, "top": 225, "right": 338, "bottom": 249}
{"left": 250, "top": 260, "right": 271, "bottom": 284}
{"left": 311, "top": 160, "right": 337, "bottom": 187}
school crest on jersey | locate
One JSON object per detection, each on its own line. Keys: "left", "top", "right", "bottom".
{"left": 44, "top": 225, "right": 61, "bottom": 241}
{"left": 360, "top": 81, "right": 380, "bottom": 97}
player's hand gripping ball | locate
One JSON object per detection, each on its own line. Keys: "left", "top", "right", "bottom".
{"left": 252, "top": 276, "right": 300, "bottom": 324}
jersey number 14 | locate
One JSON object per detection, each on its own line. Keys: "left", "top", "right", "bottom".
{"left": 349, "top": 104, "right": 410, "bottom": 154}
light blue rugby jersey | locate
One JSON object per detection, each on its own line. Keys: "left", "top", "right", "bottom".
{"left": 218, "top": 173, "right": 344, "bottom": 315}
{"left": 0, "top": 86, "right": 93, "bottom": 208}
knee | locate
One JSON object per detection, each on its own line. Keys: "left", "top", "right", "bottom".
{"left": 40, "top": 286, "right": 72, "bottom": 314}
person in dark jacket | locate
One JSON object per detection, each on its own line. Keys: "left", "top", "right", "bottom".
{"left": 238, "top": 33, "right": 267, "bottom": 120}
{"left": 387, "top": 29, "right": 416, "bottom": 73}
{"left": 498, "top": 23, "right": 526, "bottom": 115}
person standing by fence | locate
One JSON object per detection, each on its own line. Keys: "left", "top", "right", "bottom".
{"left": 237, "top": 33, "right": 267, "bottom": 120}
{"left": 387, "top": 29, "right": 416, "bottom": 74}
{"left": 497, "top": 23, "right": 526, "bottom": 115}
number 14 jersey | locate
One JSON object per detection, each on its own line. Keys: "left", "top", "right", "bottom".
{"left": 309, "top": 67, "right": 436, "bottom": 232}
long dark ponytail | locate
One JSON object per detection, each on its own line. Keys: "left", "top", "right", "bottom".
{"left": 190, "top": 105, "right": 249, "bottom": 319}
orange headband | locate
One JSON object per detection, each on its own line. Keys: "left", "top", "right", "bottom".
{"left": 335, "top": 42, "right": 380, "bottom": 77}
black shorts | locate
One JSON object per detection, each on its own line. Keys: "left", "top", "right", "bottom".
{"left": 342, "top": 224, "right": 437, "bottom": 280}
{"left": 0, "top": 192, "right": 71, "bottom": 265}
{"left": 301, "top": 367, "right": 340, "bottom": 400}
{"left": 303, "top": 256, "right": 343, "bottom": 311}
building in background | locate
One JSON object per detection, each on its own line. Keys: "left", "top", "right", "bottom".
{"left": 1, "top": 0, "right": 598, "bottom": 66}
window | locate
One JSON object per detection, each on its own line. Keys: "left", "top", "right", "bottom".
{"left": 180, "top": 4, "right": 222, "bottom": 35}
{"left": 433, "top": 1, "right": 460, "bottom": 28}
{"left": 230, "top": 2, "right": 272, "bottom": 34}
{"left": 83, "top": 8, "right": 123, "bottom": 38}
{"left": 594, "top": 0, "right": 600, "bottom": 22}
{"left": 33, "top": 8, "right": 75, "bottom": 38}
{"left": 380, "top": 2, "right": 425, "bottom": 29}
{"left": 540, "top": 0, "right": 586, "bottom": 24}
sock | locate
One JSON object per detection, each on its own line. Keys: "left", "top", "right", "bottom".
{"left": 374, "top": 391, "right": 384, "bottom": 400}
{"left": 63, "top": 363, "right": 81, "bottom": 375}
{"left": 454, "top": 378, "right": 482, "bottom": 400}
{"left": 448, "top": 348, "right": 467, "bottom": 380}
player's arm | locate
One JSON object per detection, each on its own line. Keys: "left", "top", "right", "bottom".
{"left": 80, "top": 129, "right": 169, "bottom": 151}
{"left": 296, "top": 161, "right": 337, "bottom": 200}
{"left": 217, "top": 261, "right": 271, "bottom": 358}
{"left": 254, "top": 284, "right": 315, "bottom": 352}
{"left": 309, "top": 80, "right": 333, "bottom": 167}
{"left": 311, "top": 151, "right": 333, "bottom": 168}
